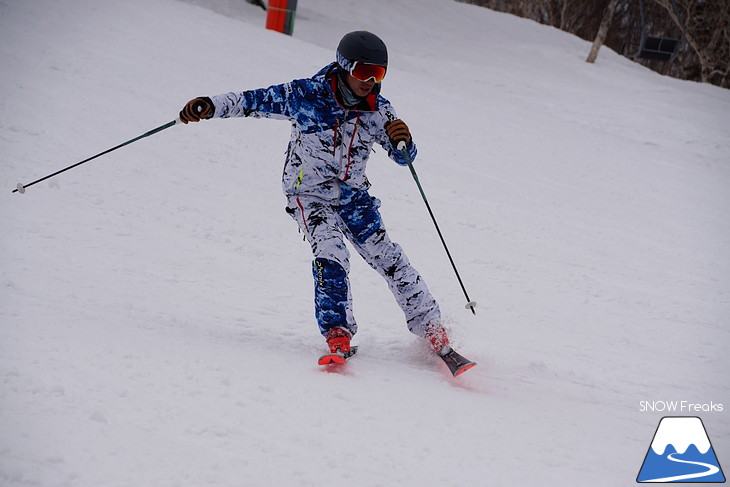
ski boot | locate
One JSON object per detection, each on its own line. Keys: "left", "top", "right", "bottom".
{"left": 424, "top": 323, "right": 452, "bottom": 356}
{"left": 318, "top": 327, "right": 357, "bottom": 366}
{"left": 424, "top": 324, "right": 477, "bottom": 377}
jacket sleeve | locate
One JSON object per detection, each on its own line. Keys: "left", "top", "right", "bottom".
{"left": 376, "top": 103, "right": 417, "bottom": 167}
{"left": 209, "top": 80, "right": 306, "bottom": 120}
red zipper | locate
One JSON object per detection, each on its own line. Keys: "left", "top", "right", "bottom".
{"left": 296, "top": 197, "right": 308, "bottom": 231}
{"left": 342, "top": 113, "right": 360, "bottom": 181}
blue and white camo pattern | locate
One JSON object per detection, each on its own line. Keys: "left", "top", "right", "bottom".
{"left": 208, "top": 63, "right": 439, "bottom": 337}
{"left": 209, "top": 62, "right": 417, "bottom": 203}
{"left": 292, "top": 184, "right": 441, "bottom": 338}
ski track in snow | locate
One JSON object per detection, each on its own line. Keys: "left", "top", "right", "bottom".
{"left": 1, "top": 0, "right": 729, "bottom": 486}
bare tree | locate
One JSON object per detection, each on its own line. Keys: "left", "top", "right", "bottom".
{"left": 587, "top": 0, "right": 621, "bottom": 63}
{"left": 651, "top": 0, "right": 729, "bottom": 85}
{"left": 456, "top": 0, "right": 729, "bottom": 89}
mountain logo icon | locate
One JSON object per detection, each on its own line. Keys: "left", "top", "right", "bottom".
{"left": 637, "top": 416, "right": 726, "bottom": 483}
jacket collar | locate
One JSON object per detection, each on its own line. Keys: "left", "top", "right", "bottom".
{"left": 323, "top": 63, "right": 380, "bottom": 112}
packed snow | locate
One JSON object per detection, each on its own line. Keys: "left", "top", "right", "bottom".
{"left": 1, "top": 0, "right": 729, "bottom": 485}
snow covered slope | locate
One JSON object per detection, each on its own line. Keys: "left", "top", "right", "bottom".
{"left": 1, "top": 0, "right": 728, "bottom": 485}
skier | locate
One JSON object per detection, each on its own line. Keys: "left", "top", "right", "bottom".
{"left": 179, "top": 31, "right": 454, "bottom": 362}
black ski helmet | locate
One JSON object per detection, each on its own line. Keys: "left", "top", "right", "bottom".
{"left": 336, "top": 31, "right": 388, "bottom": 72}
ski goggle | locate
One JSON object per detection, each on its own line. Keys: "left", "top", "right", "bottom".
{"left": 349, "top": 62, "right": 387, "bottom": 83}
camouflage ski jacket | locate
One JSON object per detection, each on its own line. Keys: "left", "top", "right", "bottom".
{"left": 209, "top": 62, "right": 417, "bottom": 202}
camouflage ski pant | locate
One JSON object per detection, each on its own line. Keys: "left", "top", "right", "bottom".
{"left": 287, "top": 184, "right": 440, "bottom": 338}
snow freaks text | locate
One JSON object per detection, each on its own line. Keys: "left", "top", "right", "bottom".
{"left": 639, "top": 401, "right": 724, "bottom": 413}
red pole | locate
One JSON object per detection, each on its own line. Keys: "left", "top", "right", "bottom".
{"left": 266, "top": 0, "right": 286, "bottom": 33}
{"left": 266, "top": 0, "right": 296, "bottom": 35}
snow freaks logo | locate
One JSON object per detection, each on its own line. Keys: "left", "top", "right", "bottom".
{"left": 637, "top": 417, "right": 726, "bottom": 483}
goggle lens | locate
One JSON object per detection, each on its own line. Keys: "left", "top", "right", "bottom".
{"left": 350, "top": 62, "right": 387, "bottom": 83}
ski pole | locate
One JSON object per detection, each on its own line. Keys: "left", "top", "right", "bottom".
{"left": 12, "top": 118, "right": 181, "bottom": 194}
{"left": 398, "top": 142, "right": 477, "bottom": 315}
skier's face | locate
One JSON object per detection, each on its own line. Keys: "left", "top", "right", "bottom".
{"left": 345, "top": 73, "right": 376, "bottom": 97}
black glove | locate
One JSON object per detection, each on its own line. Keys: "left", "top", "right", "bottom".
{"left": 385, "top": 119, "right": 412, "bottom": 147}
{"left": 179, "top": 97, "right": 214, "bottom": 124}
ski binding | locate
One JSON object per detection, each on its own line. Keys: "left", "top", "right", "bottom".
{"left": 318, "top": 345, "right": 358, "bottom": 366}
{"left": 439, "top": 348, "right": 477, "bottom": 377}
